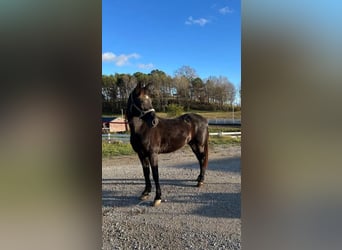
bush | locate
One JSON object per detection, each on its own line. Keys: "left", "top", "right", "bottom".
{"left": 189, "top": 102, "right": 220, "bottom": 111}
{"left": 166, "top": 104, "right": 184, "bottom": 117}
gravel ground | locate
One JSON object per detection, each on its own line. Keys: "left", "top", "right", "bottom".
{"left": 102, "top": 144, "right": 241, "bottom": 250}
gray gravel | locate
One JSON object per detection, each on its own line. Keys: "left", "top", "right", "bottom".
{"left": 102, "top": 145, "right": 241, "bottom": 250}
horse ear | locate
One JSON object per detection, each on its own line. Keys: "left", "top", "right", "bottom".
{"left": 135, "top": 82, "right": 143, "bottom": 94}
{"left": 144, "top": 82, "right": 152, "bottom": 90}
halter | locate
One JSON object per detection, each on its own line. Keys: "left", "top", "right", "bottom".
{"left": 129, "top": 94, "right": 155, "bottom": 119}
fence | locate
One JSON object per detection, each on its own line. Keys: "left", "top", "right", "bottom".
{"left": 208, "top": 119, "right": 241, "bottom": 125}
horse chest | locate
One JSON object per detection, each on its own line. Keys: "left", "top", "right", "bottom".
{"left": 131, "top": 130, "right": 160, "bottom": 150}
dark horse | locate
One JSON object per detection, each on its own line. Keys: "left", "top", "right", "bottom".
{"left": 126, "top": 83, "right": 209, "bottom": 206}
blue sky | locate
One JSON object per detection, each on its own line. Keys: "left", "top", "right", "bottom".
{"left": 102, "top": 0, "right": 241, "bottom": 88}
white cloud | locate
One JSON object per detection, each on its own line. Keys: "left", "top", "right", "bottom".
{"left": 185, "top": 16, "right": 210, "bottom": 26}
{"left": 116, "top": 53, "right": 140, "bottom": 66}
{"left": 219, "top": 6, "right": 234, "bottom": 15}
{"left": 102, "top": 52, "right": 155, "bottom": 70}
{"left": 102, "top": 52, "right": 140, "bottom": 66}
{"left": 137, "top": 63, "right": 155, "bottom": 70}
{"left": 102, "top": 52, "right": 116, "bottom": 62}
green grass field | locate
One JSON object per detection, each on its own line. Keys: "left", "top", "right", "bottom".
{"left": 102, "top": 135, "right": 240, "bottom": 158}
{"left": 102, "top": 141, "right": 134, "bottom": 157}
{"left": 208, "top": 125, "right": 240, "bottom": 133}
{"left": 208, "top": 135, "right": 241, "bottom": 145}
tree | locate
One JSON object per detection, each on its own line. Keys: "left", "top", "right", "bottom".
{"left": 102, "top": 67, "right": 238, "bottom": 113}
{"left": 101, "top": 74, "right": 119, "bottom": 113}
{"left": 220, "top": 76, "right": 236, "bottom": 107}
{"left": 204, "top": 78, "right": 215, "bottom": 104}
{"left": 191, "top": 77, "right": 205, "bottom": 102}
{"left": 174, "top": 66, "right": 198, "bottom": 110}
{"left": 173, "top": 75, "right": 190, "bottom": 109}
{"left": 148, "top": 69, "right": 172, "bottom": 111}
{"left": 204, "top": 76, "right": 236, "bottom": 109}
{"left": 174, "top": 65, "right": 198, "bottom": 80}
{"left": 133, "top": 72, "right": 150, "bottom": 87}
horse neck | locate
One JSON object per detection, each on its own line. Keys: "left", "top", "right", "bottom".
{"left": 126, "top": 114, "right": 144, "bottom": 134}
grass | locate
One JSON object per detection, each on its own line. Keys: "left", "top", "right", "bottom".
{"left": 209, "top": 135, "right": 241, "bottom": 145}
{"left": 102, "top": 141, "right": 134, "bottom": 157}
{"left": 208, "top": 125, "right": 240, "bottom": 133}
{"left": 102, "top": 135, "right": 240, "bottom": 157}
{"left": 192, "top": 110, "right": 241, "bottom": 119}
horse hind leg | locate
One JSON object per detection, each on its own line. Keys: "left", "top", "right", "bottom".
{"left": 189, "top": 139, "right": 208, "bottom": 187}
{"left": 196, "top": 147, "right": 208, "bottom": 187}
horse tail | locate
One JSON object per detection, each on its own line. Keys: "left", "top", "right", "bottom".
{"left": 203, "top": 126, "right": 209, "bottom": 167}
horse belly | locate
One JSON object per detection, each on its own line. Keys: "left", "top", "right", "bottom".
{"left": 159, "top": 134, "right": 189, "bottom": 154}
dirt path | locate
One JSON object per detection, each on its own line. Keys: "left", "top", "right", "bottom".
{"left": 102, "top": 144, "right": 241, "bottom": 249}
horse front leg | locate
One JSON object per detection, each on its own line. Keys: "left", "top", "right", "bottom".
{"left": 138, "top": 155, "right": 152, "bottom": 201}
{"left": 149, "top": 153, "right": 162, "bottom": 206}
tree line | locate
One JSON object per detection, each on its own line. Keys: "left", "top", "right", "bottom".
{"left": 102, "top": 65, "right": 240, "bottom": 114}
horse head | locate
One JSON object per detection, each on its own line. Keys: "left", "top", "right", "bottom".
{"left": 127, "top": 83, "right": 159, "bottom": 128}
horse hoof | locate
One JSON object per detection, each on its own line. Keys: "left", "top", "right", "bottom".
{"left": 140, "top": 194, "right": 150, "bottom": 201}
{"left": 197, "top": 182, "right": 204, "bottom": 187}
{"left": 153, "top": 199, "right": 162, "bottom": 207}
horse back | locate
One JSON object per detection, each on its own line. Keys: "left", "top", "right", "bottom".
{"left": 156, "top": 113, "right": 208, "bottom": 153}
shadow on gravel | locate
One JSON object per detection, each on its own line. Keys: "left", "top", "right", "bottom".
{"left": 174, "top": 192, "right": 241, "bottom": 218}
{"left": 102, "top": 178, "right": 144, "bottom": 186}
{"left": 103, "top": 178, "right": 197, "bottom": 187}
{"left": 102, "top": 178, "right": 198, "bottom": 207}
{"left": 102, "top": 190, "right": 140, "bottom": 207}
{"left": 103, "top": 183, "right": 240, "bottom": 219}
{"left": 168, "top": 157, "right": 240, "bottom": 173}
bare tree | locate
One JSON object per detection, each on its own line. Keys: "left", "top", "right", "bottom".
{"left": 174, "top": 65, "right": 198, "bottom": 80}
{"left": 174, "top": 65, "right": 198, "bottom": 102}
{"left": 204, "top": 76, "right": 236, "bottom": 108}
